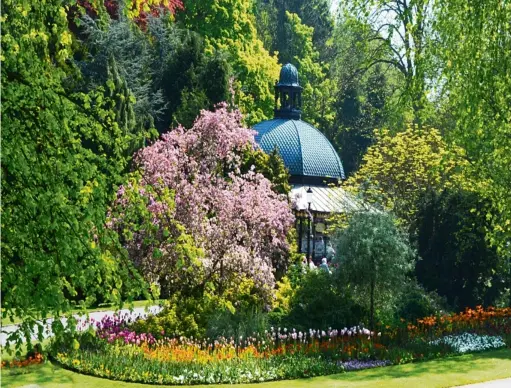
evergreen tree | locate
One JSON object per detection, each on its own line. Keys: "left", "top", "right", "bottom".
{"left": 416, "top": 190, "right": 504, "bottom": 309}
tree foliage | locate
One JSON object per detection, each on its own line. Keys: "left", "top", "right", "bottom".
{"left": 1, "top": 0, "right": 148, "bottom": 351}
{"left": 344, "top": 127, "right": 468, "bottom": 229}
{"left": 281, "top": 12, "right": 335, "bottom": 130}
{"left": 176, "top": 0, "right": 280, "bottom": 125}
{"left": 435, "top": 0, "right": 511, "bottom": 257}
{"left": 344, "top": 0, "right": 435, "bottom": 125}
{"left": 335, "top": 212, "right": 415, "bottom": 329}
{"left": 416, "top": 190, "right": 504, "bottom": 309}
{"left": 78, "top": 12, "right": 230, "bottom": 132}
{"left": 109, "top": 105, "right": 295, "bottom": 301}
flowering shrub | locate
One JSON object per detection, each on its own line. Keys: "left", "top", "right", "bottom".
{"left": 431, "top": 333, "right": 506, "bottom": 354}
{"left": 108, "top": 105, "right": 294, "bottom": 301}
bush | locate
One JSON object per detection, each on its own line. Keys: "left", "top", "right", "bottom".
{"left": 205, "top": 308, "right": 269, "bottom": 339}
{"left": 268, "top": 276, "right": 296, "bottom": 325}
{"left": 132, "top": 278, "right": 267, "bottom": 339}
{"left": 281, "top": 271, "right": 365, "bottom": 330}
{"left": 131, "top": 292, "right": 219, "bottom": 339}
{"left": 395, "top": 281, "right": 448, "bottom": 323}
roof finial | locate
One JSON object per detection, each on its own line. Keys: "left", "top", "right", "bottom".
{"left": 274, "top": 63, "right": 302, "bottom": 120}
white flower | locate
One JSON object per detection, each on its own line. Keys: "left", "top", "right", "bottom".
{"left": 430, "top": 333, "right": 506, "bottom": 354}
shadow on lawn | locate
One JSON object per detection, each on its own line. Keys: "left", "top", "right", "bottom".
{"left": 326, "top": 349, "right": 511, "bottom": 384}
{"left": 2, "top": 363, "right": 73, "bottom": 387}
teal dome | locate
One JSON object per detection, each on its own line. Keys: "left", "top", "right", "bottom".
{"left": 277, "top": 63, "right": 300, "bottom": 87}
{"left": 254, "top": 119, "right": 345, "bottom": 182}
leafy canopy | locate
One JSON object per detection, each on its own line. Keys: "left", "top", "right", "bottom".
{"left": 1, "top": 0, "right": 148, "bottom": 352}
{"left": 344, "top": 126, "right": 469, "bottom": 229}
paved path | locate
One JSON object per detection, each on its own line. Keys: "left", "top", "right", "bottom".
{"left": 0, "top": 305, "right": 162, "bottom": 346}
{"left": 455, "top": 378, "right": 511, "bottom": 387}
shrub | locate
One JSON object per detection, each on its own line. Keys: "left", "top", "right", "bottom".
{"left": 396, "top": 281, "right": 448, "bottom": 323}
{"left": 282, "top": 271, "right": 365, "bottom": 330}
{"left": 334, "top": 211, "right": 415, "bottom": 329}
{"left": 205, "top": 307, "right": 269, "bottom": 340}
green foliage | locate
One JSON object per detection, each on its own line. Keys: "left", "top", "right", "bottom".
{"left": 206, "top": 308, "right": 269, "bottom": 340}
{"left": 241, "top": 147, "right": 291, "bottom": 195}
{"left": 1, "top": 0, "right": 148, "bottom": 352}
{"left": 334, "top": 212, "right": 415, "bottom": 328}
{"left": 255, "top": 0, "right": 334, "bottom": 61}
{"left": 282, "top": 12, "right": 335, "bottom": 130}
{"left": 281, "top": 271, "right": 365, "bottom": 330}
{"left": 435, "top": 0, "right": 511, "bottom": 257}
{"left": 177, "top": 0, "right": 280, "bottom": 125}
{"left": 132, "top": 278, "right": 266, "bottom": 339}
{"left": 131, "top": 293, "right": 213, "bottom": 339}
{"left": 343, "top": 126, "right": 469, "bottom": 230}
{"left": 395, "top": 281, "right": 448, "bottom": 323}
{"left": 157, "top": 29, "right": 230, "bottom": 129}
{"left": 79, "top": 13, "right": 230, "bottom": 132}
{"left": 344, "top": 0, "right": 435, "bottom": 125}
{"left": 268, "top": 276, "right": 296, "bottom": 324}
{"left": 416, "top": 190, "right": 505, "bottom": 310}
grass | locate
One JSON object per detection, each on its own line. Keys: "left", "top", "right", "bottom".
{"left": 1, "top": 300, "right": 163, "bottom": 327}
{"left": 1, "top": 348, "right": 510, "bottom": 388}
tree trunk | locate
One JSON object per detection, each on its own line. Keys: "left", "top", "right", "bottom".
{"left": 370, "top": 276, "right": 375, "bottom": 331}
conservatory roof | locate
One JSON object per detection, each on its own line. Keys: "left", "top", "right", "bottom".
{"left": 290, "top": 184, "right": 367, "bottom": 214}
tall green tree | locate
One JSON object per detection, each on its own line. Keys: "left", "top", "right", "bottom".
{"left": 416, "top": 190, "right": 505, "bottom": 309}
{"left": 176, "top": 0, "right": 280, "bottom": 125}
{"left": 335, "top": 212, "right": 415, "bottom": 329}
{"left": 1, "top": 0, "right": 147, "bottom": 352}
{"left": 327, "top": 16, "right": 406, "bottom": 176}
{"left": 344, "top": 0, "right": 434, "bottom": 125}
{"left": 435, "top": 0, "right": 511, "bottom": 257}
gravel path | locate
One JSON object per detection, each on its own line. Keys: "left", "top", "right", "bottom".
{"left": 0, "top": 305, "right": 162, "bottom": 346}
{"left": 455, "top": 378, "right": 511, "bottom": 387}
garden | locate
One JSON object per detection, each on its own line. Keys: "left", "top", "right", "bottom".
{"left": 43, "top": 306, "right": 510, "bottom": 385}
{"left": 2, "top": 0, "right": 511, "bottom": 387}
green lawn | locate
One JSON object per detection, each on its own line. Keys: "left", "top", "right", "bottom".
{"left": 2, "top": 348, "right": 511, "bottom": 388}
{"left": 1, "top": 300, "right": 163, "bottom": 327}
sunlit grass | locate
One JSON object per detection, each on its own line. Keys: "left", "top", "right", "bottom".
{"left": 2, "top": 348, "right": 510, "bottom": 388}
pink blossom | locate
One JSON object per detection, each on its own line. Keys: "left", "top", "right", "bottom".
{"left": 108, "top": 105, "right": 294, "bottom": 299}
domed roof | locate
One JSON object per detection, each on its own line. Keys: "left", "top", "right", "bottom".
{"left": 254, "top": 119, "right": 345, "bottom": 181}
{"left": 277, "top": 63, "right": 300, "bottom": 87}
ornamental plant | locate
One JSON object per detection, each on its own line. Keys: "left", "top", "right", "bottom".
{"left": 109, "top": 104, "right": 294, "bottom": 301}
{"left": 430, "top": 333, "right": 506, "bottom": 354}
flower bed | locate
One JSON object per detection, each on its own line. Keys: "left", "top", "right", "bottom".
{"left": 1, "top": 352, "right": 44, "bottom": 369}
{"left": 50, "top": 307, "right": 511, "bottom": 385}
{"left": 52, "top": 316, "right": 395, "bottom": 384}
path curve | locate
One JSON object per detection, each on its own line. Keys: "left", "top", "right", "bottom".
{"left": 1, "top": 305, "right": 162, "bottom": 347}
{"left": 455, "top": 378, "right": 511, "bottom": 387}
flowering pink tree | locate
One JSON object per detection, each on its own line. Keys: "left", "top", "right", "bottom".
{"left": 109, "top": 105, "right": 294, "bottom": 300}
